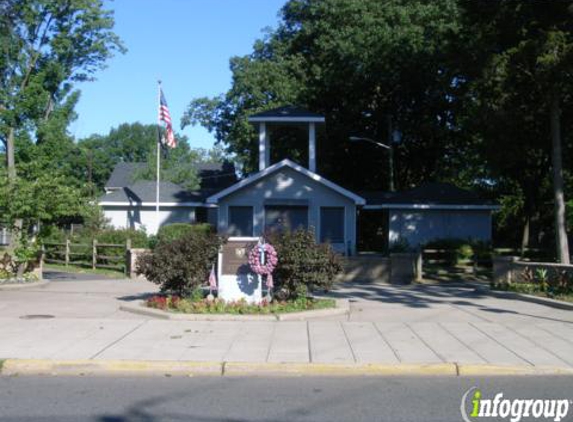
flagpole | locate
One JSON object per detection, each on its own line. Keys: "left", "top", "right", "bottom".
{"left": 156, "top": 81, "right": 161, "bottom": 234}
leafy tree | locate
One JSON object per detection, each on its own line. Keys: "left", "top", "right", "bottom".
{"left": 183, "top": 0, "right": 464, "bottom": 191}
{"left": 0, "top": 164, "right": 86, "bottom": 235}
{"left": 460, "top": 1, "right": 572, "bottom": 262}
{"left": 77, "top": 122, "right": 229, "bottom": 191}
{"left": 1, "top": 0, "right": 125, "bottom": 180}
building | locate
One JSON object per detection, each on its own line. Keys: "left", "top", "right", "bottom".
{"left": 99, "top": 162, "right": 236, "bottom": 234}
{"left": 99, "top": 106, "right": 498, "bottom": 252}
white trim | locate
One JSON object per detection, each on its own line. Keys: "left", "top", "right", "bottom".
{"left": 99, "top": 201, "right": 217, "bottom": 207}
{"left": 248, "top": 116, "right": 325, "bottom": 123}
{"left": 308, "top": 122, "right": 316, "bottom": 172}
{"left": 258, "top": 122, "right": 267, "bottom": 171}
{"left": 363, "top": 204, "right": 501, "bottom": 210}
{"left": 227, "top": 236, "right": 259, "bottom": 242}
{"left": 207, "top": 159, "right": 366, "bottom": 205}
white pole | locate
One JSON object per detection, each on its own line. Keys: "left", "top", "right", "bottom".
{"left": 156, "top": 82, "right": 161, "bottom": 234}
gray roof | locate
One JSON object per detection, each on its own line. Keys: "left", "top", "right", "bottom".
{"left": 248, "top": 106, "right": 325, "bottom": 122}
{"left": 105, "top": 162, "right": 147, "bottom": 188}
{"left": 360, "top": 183, "right": 496, "bottom": 206}
{"left": 105, "top": 161, "right": 237, "bottom": 191}
{"left": 100, "top": 181, "right": 216, "bottom": 204}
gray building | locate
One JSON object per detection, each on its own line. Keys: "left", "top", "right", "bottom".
{"left": 99, "top": 106, "right": 499, "bottom": 253}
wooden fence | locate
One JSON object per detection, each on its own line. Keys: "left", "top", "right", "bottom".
{"left": 42, "top": 238, "right": 132, "bottom": 274}
{"left": 421, "top": 246, "right": 553, "bottom": 279}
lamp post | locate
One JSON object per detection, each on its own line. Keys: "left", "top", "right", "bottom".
{"left": 349, "top": 135, "right": 396, "bottom": 192}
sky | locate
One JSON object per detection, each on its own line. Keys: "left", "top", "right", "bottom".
{"left": 69, "top": 0, "right": 286, "bottom": 150}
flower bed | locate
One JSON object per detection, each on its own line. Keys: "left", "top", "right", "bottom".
{"left": 0, "top": 272, "right": 38, "bottom": 285}
{"left": 146, "top": 295, "right": 336, "bottom": 315}
{"left": 491, "top": 282, "right": 573, "bottom": 303}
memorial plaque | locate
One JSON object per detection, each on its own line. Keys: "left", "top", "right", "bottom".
{"left": 218, "top": 237, "right": 262, "bottom": 304}
{"left": 221, "top": 241, "right": 254, "bottom": 275}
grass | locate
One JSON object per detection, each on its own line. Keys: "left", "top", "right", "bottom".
{"left": 146, "top": 295, "right": 337, "bottom": 315}
{"left": 43, "top": 263, "right": 127, "bottom": 279}
{"left": 0, "top": 359, "right": 4, "bottom": 373}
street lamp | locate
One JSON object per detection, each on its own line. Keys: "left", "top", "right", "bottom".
{"left": 349, "top": 135, "right": 395, "bottom": 192}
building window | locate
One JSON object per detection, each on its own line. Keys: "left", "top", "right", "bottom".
{"left": 264, "top": 206, "right": 308, "bottom": 235}
{"left": 320, "top": 207, "right": 345, "bottom": 243}
{"left": 228, "top": 206, "right": 253, "bottom": 236}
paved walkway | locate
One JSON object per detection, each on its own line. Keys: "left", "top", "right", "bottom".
{"left": 1, "top": 278, "right": 573, "bottom": 370}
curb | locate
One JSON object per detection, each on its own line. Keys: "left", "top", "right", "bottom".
{"left": 119, "top": 299, "right": 349, "bottom": 321}
{"left": 0, "top": 359, "right": 222, "bottom": 377}
{"left": 480, "top": 288, "right": 573, "bottom": 311}
{"left": 2, "top": 359, "right": 572, "bottom": 377}
{"left": 0, "top": 280, "right": 49, "bottom": 291}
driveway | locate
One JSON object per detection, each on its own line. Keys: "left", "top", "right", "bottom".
{"left": 325, "top": 282, "right": 573, "bottom": 324}
{"left": 0, "top": 277, "right": 158, "bottom": 319}
{"left": 1, "top": 277, "right": 571, "bottom": 325}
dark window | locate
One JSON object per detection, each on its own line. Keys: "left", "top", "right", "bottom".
{"left": 320, "top": 207, "right": 345, "bottom": 243}
{"left": 195, "top": 207, "right": 208, "bottom": 223}
{"left": 264, "top": 206, "right": 308, "bottom": 235}
{"left": 228, "top": 206, "right": 253, "bottom": 236}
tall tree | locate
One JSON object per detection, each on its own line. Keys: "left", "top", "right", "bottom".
{"left": 77, "top": 122, "right": 229, "bottom": 191}
{"left": 183, "top": 0, "right": 464, "bottom": 191}
{"left": 0, "top": 0, "right": 125, "bottom": 180}
{"left": 461, "top": 1, "right": 572, "bottom": 262}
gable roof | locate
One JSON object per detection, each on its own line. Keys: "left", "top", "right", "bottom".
{"left": 248, "top": 106, "right": 325, "bottom": 123}
{"left": 361, "top": 182, "right": 499, "bottom": 210}
{"left": 99, "top": 181, "right": 217, "bottom": 206}
{"left": 207, "top": 159, "right": 365, "bottom": 205}
{"left": 104, "top": 161, "right": 237, "bottom": 190}
{"left": 105, "top": 162, "right": 147, "bottom": 189}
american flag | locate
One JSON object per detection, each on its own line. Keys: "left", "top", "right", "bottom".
{"left": 208, "top": 265, "right": 217, "bottom": 291}
{"left": 158, "top": 87, "right": 176, "bottom": 148}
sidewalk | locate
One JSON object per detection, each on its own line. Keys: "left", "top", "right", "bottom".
{"left": 1, "top": 278, "right": 573, "bottom": 375}
{"left": 1, "top": 317, "right": 573, "bottom": 371}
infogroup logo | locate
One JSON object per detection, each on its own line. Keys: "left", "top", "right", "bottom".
{"left": 461, "top": 387, "right": 571, "bottom": 422}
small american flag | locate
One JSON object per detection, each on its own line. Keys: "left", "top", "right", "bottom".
{"left": 158, "top": 87, "right": 176, "bottom": 148}
{"left": 208, "top": 265, "right": 217, "bottom": 291}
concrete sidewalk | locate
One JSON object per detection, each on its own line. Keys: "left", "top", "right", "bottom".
{"left": 2, "top": 278, "right": 573, "bottom": 375}
{"left": 1, "top": 317, "right": 573, "bottom": 370}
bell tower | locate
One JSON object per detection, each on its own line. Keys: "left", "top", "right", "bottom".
{"left": 248, "top": 106, "right": 325, "bottom": 172}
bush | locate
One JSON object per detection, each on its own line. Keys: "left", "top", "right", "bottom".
{"left": 269, "top": 228, "right": 343, "bottom": 300}
{"left": 424, "top": 238, "right": 491, "bottom": 266}
{"left": 136, "top": 230, "right": 225, "bottom": 296}
{"left": 155, "top": 223, "right": 212, "bottom": 246}
{"left": 96, "top": 228, "right": 149, "bottom": 248}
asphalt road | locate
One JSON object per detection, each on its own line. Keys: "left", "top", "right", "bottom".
{"left": 1, "top": 376, "right": 572, "bottom": 422}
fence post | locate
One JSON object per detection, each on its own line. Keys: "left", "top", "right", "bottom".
{"left": 65, "top": 238, "right": 70, "bottom": 267}
{"left": 92, "top": 239, "right": 97, "bottom": 270}
{"left": 125, "top": 239, "right": 131, "bottom": 275}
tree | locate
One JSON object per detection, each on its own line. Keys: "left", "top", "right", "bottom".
{"left": 183, "top": 0, "right": 464, "bottom": 191}
{"left": 1, "top": 0, "right": 125, "bottom": 180}
{"left": 77, "top": 122, "right": 229, "bottom": 191}
{"left": 461, "top": 1, "right": 572, "bottom": 262}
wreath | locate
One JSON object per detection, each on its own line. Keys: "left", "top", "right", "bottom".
{"left": 248, "top": 242, "right": 278, "bottom": 289}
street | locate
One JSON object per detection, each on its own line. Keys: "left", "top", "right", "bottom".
{"left": 1, "top": 375, "right": 572, "bottom": 422}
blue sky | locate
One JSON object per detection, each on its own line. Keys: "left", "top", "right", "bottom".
{"left": 70, "top": 0, "right": 286, "bottom": 149}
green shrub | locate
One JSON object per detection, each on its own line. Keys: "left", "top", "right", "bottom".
{"left": 424, "top": 238, "right": 492, "bottom": 266}
{"left": 136, "top": 230, "right": 225, "bottom": 296}
{"left": 96, "top": 228, "right": 149, "bottom": 248}
{"left": 156, "top": 223, "right": 212, "bottom": 246}
{"left": 269, "top": 228, "right": 343, "bottom": 300}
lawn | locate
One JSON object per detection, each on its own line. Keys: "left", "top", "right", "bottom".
{"left": 43, "top": 263, "right": 127, "bottom": 279}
